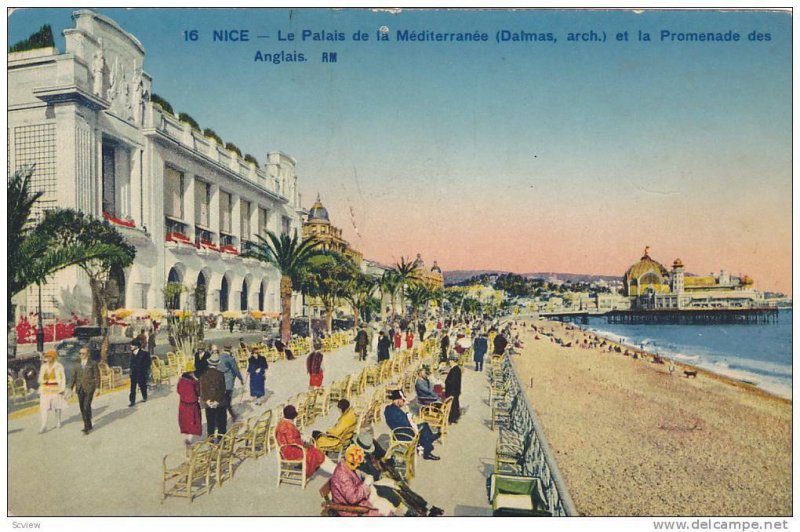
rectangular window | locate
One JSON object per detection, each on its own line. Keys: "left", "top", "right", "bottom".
{"left": 220, "top": 190, "right": 231, "bottom": 233}
{"left": 240, "top": 200, "right": 251, "bottom": 241}
{"left": 102, "top": 143, "right": 116, "bottom": 216}
{"left": 195, "top": 180, "right": 210, "bottom": 227}
{"left": 164, "top": 166, "right": 184, "bottom": 219}
{"left": 258, "top": 207, "right": 270, "bottom": 238}
{"left": 281, "top": 216, "right": 291, "bottom": 236}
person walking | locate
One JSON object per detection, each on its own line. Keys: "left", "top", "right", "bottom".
{"left": 199, "top": 353, "right": 227, "bottom": 439}
{"left": 393, "top": 328, "right": 402, "bottom": 351}
{"left": 417, "top": 321, "right": 426, "bottom": 342}
{"left": 218, "top": 345, "right": 244, "bottom": 421}
{"left": 444, "top": 358, "right": 462, "bottom": 424}
{"left": 439, "top": 332, "right": 450, "bottom": 363}
{"left": 377, "top": 331, "right": 391, "bottom": 362}
{"left": 366, "top": 322, "right": 376, "bottom": 354}
{"left": 247, "top": 349, "right": 268, "bottom": 404}
{"left": 307, "top": 338, "right": 325, "bottom": 389}
{"left": 405, "top": 329, "right": 414, "bottom": 350}
{"left": 472, "top": 330, "right": 488, "bottom": 372}
{"left": 128, "top": 338, "right": 151, "bottom": 407}
{"left": 355, "top": 326, "right": 369, "bottom": 362}
{"left": 176, "top": 366, "right": 202, "bottom": 445}
{"left": 38, "top": 349, "right": 67, "bottom": 433}
{"left": 69, "top": 346, "right": 99, "bottom": 434}
{"left": 193, "top": 344, "right": 211, "bottom": 378}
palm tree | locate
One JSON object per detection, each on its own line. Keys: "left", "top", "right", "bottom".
{"left": 392, "top": 256, "right": 422, "bottom": 316}
{"left": 405, "top": 283, "right": 433, "bottom": 322}
{"left": 343, "top": 273, "right": 378, "bottom": 330}
{"left": 242, "top": 230, "right": 320, "bottom": 343}
{"left": 378, "top": 270, "right": 402, "bottom": 321}
{"left": 8, "top": 167, "right": 128, "bottom": 333}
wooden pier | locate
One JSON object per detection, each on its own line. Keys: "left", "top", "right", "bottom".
{"left": 605, "top": 308, "right": 780, "bottom": 325}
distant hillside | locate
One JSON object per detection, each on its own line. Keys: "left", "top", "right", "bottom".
{"left": 443, "top": 270, "right": 621, "bottom": 286}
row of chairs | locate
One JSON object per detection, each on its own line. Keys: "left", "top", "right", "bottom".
{"left": 162, "top": 408, "right": 275, "bottom": 503}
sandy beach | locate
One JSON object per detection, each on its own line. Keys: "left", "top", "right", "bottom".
{"left": 511, "top": 318, "right": 791, "bottom": 516}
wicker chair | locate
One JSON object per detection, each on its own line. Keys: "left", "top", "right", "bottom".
{"left": 214, "top": 422, "right": 245, "bottom": 487}
{"left": 495, "top": 429, "right": 533, "bottom": 475}
{"left": 419, "top": 396, "right": 453, "bottom": 441}
{"left": 328, "top": 375, "right": 351, "bottom": 404}
{"left": 386, "top": 427, "right": 421, "bottom": 481}
{"left": 319, "top": 479, "right": 370, "bottom": 516}
{"left": 162, "top": 440, "right": 215, "bottom": 503}
{"left": 277, "top": 444, "right": 307, "bottom": 488}
{"left": 98, "top": 362, "right": 113, "bottom": 391}
{"left": 238, "top": 411, "right": 272, "bottom": 459}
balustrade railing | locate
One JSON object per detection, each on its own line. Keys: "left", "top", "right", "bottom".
{"left": 494, "top": 355, "right": 578, "bottom": 516}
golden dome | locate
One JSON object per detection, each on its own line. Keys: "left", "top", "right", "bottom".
{"left": 741, "top": 275, "right": 754, "bottom": 286}
{"left": 623, "top": 247, "right": 670, "bottom": 296}
{"left": 672, "top": 258, "right": 684, "bottom": 269}
{"left": 307, "top": 194, "right": 330, "bottom": 223}
{"left": 624, "top": 250, "right": 669, "bottom": 281}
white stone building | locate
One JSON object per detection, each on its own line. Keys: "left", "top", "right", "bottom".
{"left": 8, "top": 10, "right": 304, "bottom": 320}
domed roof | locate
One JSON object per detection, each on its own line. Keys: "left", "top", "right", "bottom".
{"left": 625, "top": 247, "right": 669, "bottom": 281}
{"left": 307, "top": 194, "right": 330, "bottom": 223}
{"left": 741, "top": 275, "right": 754, "bottom": 286}
{"left": 431, "top": 260, "right": 442, "bottom": 273}
{"left": 672, "top": 258, "right": 684, "bottom": 269}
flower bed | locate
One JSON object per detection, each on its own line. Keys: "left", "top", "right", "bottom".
{"left": 220, "top": 244, "right": 239, "bottom": 255}
{"left": 103, "top": 211, "right": 136, "bottom": 228}
{"left": 15, "top": 314, "right": 89, "bottom": 344}
{"left": 166, "top": 232, "right": 191, "bottom": 243}
{"left": 197, "top": 240, "right": 220, "bottom": 252}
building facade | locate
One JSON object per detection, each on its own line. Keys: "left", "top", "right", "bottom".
{"left": 301, "top": 195, "right": 363, "bottom": 266}
{"left": 9, "top": 10, "right": 304, "bottom": 320}
{"left": 623, "top": 248, "right": 763, "bottom": 310}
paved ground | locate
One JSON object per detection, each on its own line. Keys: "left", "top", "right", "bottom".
{"left": 8, "top": 336, "right": 496, "bottom": 517}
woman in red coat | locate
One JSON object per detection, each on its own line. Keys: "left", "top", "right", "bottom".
{"left": 393, "top": 329, "right": 402, "bottom": 351}
{"left": 405, "top": 329, "right": 414, "bottom": 350}
{"left": 275, "top": 405, "right": 334, "bottom": 478}
{"left": 177, "top": 371, "right": 202, "bottom": 445}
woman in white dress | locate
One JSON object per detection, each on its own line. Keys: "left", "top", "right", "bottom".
{"left": 37, "top": 349, "right": 67, "bottom": 433}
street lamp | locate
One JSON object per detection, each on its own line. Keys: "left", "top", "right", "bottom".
{"left": 36, "top": 283, "right": 44, "bottom": 352}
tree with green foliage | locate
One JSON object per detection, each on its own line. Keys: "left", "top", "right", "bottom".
{"left": 405, "top": 283, "right": 433, "bottom": 322}
{"left": 342, "top": 272, "right": 378, "bottom": 330}
{"left": 378, "top": 270, "right": 402, "bottom": 320}
{"left": 178, "top": 112, "right": 200, "bottom": 131}
{"left": 150, "top": 94, "right": 174, "bottom": 114}
{"left": 9, "top": 24, "right": 54, "bottom": 53}
{"left": 35, "top": 209, "right": 136, "bottom": 361}
{"left": 242, "top": 230, "right": 320, "bottom": 342}
{"left": 392, "top": 257, "right": 422, "bottom": 316}
{"left": 297, "top": 252, "right": 357, "bottom": 333}
{"left": 8, "top": 167, "right": 128, "bottom": 334}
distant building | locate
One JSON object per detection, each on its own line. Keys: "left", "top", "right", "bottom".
{"left": 623, "top": 247, "right": 763, "bottom": 310}
{"left": 411, "top": 254, "right": 444, "bottom": 290}
{"left": 301, "top": 195, "right": 363, "bottom": 266}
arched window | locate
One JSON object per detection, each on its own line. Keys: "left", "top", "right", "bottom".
{"left": 166, "top": 267, "right": 182, "bottom": 310}
{"left": 196, "top": 272, "right": 207, "bottom": 311}
{"left": 220, "top": 277, "right": 229, "bottom": 312}
{"left": 241, "top": 279, "right": 249, "bottom": 311}
{"left": 108, "top": 264, "right": 126, "bottom": 310}
{"left": 258, "top": 281, "right": 266, "bottom": 311}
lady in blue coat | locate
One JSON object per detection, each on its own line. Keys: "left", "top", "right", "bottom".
{"left": 247, "top": 351, "right": 268, "bottom": 405}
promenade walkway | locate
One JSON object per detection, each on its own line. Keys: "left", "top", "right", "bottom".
{"left": 8, "top": 337, "right": 496, "bottom": 516}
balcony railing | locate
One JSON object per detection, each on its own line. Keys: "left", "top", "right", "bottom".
{"left": 195, "top": 228, "right": 219, "bottom": 251}
{"left": 165, "top": 218, "right": 190, "bottom": 243}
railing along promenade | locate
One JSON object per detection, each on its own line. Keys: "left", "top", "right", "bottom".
{"left": 498, "top": 352, "right": 578, "bottom": 516}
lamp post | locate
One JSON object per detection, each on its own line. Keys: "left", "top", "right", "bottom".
{"left": 36, "top": 283, "right": 44, "bottom": 352}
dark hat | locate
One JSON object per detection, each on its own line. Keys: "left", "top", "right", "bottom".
{"left": 389, "top": 389, "right": 406, "bottom": 401}
{"left": 355, "top": 431, "right": 375, "bottom": 453}
{"left": 283, "top": 405, "right": 298, "bottom": 420}
{"left": 313, "top": 337, "right": 323, "bottom": 350}
{"left": 130, "top": 338, "right": 141, "bottom": 348}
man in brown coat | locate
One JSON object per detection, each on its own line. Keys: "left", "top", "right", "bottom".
{"left": 199, "top": 353, "right": 228, "bottom": 438}
{"left": 69, "top": 346, "right": 100, "bottom": 434}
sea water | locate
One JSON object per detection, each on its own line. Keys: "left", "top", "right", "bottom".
{"left": 582, "top": 309, "right": 792, "bottom": 400}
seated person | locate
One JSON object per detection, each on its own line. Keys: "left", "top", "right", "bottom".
{"left": 329, "top": 445, "right": 390, "bottom": 516}
{"left": 313, "top": 399, "right": 358, "bottom": 451}
{"left": 274, "top": 405, "right": 335, "bottom": 478}
{"left": 414, "top": 367, "right": 442, "bottom": 406}
{"left": 354, "top": 432, "right": 444, "bottom": 516}
{"left": 383, "top": 390, "right": 439, "bottom": 461}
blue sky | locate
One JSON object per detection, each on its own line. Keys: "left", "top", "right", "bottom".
{"left": 8, "top": 8, "right": 793, "bottom": 292}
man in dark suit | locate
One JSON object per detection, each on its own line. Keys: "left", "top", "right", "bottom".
{"left": 199, "top": 353, "right": 228, "bottom": 438}
{"left": 444, "top": 358, "right": 462, "bottom": 424}
{"left": 377, "top": 331, "right": 391, "bottom": 362}
{"left": 128, "top": 338, "right": 151, "bottom": 407}
{"left": 69, "top": 346, "right": 100, "bottom": 434}
{"left": 383, "top": 390, "right": 439, "bottom": 461}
